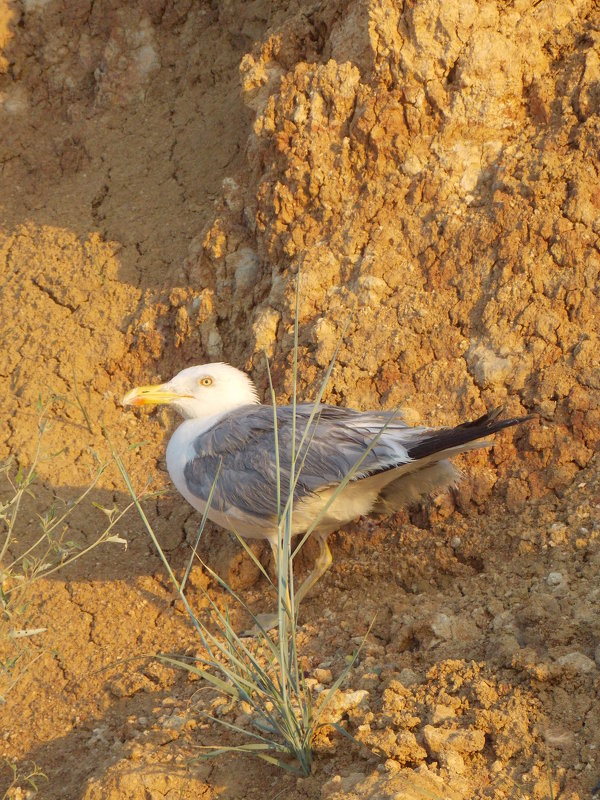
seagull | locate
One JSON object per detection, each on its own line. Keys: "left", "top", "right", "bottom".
{"left": 122, "top": 363, "right": 532, "bottom": 608}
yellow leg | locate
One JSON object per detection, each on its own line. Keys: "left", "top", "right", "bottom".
{"left": 294, "top": 531, "right": 333, "bottom": 606}
{"left": 242, "top": 532, "right": 333, "bottom": 636}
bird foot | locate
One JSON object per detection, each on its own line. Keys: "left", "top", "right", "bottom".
{"left": 239, "top": 612, "right": 280, "bottom": 638}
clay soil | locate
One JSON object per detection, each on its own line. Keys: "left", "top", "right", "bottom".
{"left": 1, "top": 1, "right": 599, "bottom": 799}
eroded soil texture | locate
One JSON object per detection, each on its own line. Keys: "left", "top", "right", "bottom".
{"left": 1, "top": 1, "right": 599, "bottom": 798}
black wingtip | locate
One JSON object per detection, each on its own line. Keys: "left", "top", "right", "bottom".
{"left": 407, "top": 408, "right": 536, "bottom": 461}
{"left": 463, "top": 407, "right": 536, "bottom": 433}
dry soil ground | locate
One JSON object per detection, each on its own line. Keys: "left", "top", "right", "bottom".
{"left": 1, "top": 1, "right": 599, "bottom": 799}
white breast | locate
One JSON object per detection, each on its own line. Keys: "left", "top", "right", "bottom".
{"left": 165, "top": 419, "right": 208, "bottom": 511}
{"left": 165, "top": 418, "right": 277, "bottom": 541}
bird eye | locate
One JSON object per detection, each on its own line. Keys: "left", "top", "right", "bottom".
{"left": 198, "top": 376, "right": 213, "bottom": 387}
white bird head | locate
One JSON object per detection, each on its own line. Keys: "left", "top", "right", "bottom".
{"left": 122, "top": 363, "right": 260, "bottom": 420}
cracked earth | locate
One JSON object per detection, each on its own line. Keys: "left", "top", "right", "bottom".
{"left": 1, "top": 0, "right": 600, "bottom": 798}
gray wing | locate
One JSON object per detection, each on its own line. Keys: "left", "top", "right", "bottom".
{"left": 183, "top": 404, "right": 532, "bottom": 520}
{"left": 183, "top": 404, "right": 414, "bottom": 519}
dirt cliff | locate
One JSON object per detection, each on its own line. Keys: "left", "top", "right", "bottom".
{"left": 1, "top": 1, "right": 599, "bottom": 798}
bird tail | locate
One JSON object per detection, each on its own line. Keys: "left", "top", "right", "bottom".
{"left": 370, "top": 408, "right": 534, "bottom": 514}
{"left": 406, "top": 407, "right": 535, "bottom": 461}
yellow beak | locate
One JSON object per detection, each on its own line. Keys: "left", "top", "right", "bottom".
{"left": 122, "top": 383, "right": 190, "bottom": 408}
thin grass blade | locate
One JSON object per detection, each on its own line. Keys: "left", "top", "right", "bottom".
{"left": 181, "top": 458, "right": 223, "bottom": 594}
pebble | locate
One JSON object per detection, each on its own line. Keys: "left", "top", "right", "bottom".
{"left": 321, "top": 772, "right": 365, "bottom": 797}
{"left": 556, "top": 652, "right": 596, "bottom": 675}
{"left": 431, "top": 612, "right": 453, "bottom": 640}
{"left": 548, "top": 522, "right": 567, "bottom": 546}
{"left": 314, "top": 667, "right": 333, "bottom": 684}
{"left": 423, "top": 725, "right": 485, "bottom": 755}
{"left": 546, "top": 571, "right": 563, "bottom": 586}
{"left": 318, "top": 689, "right": 370, "bottom": 725}
{"left": 431, "top": 704, "right": 456, "bottom": 724}
{"left": 443, "top": 750, "right": 465, "bottom": 774}
{"left": 162, "top": 715, "right": 186, "bottom": 730}
{"left": 398, "top": 668, "right": 420, "bottom": 686}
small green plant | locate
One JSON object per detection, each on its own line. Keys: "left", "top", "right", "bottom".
{"left": 114, "top": 441, "right": 367, "bottom": 774}
{"left": 0, "top": 399, "right": 132, "bottom": 701}
{"left": 1, "top": 759, "right": 47, "bottom": 799}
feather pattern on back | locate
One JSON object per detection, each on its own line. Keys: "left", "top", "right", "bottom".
{"left": 182, "top": 404, "right": 530, "bottom": 520}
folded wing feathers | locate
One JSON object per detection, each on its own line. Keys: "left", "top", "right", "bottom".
{"left": 184, "top": 404, "right": 533, "bottom": 518}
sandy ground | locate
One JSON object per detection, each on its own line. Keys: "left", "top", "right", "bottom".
{"left": 1, "top": 0, "right": 599, "bottom": 798}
